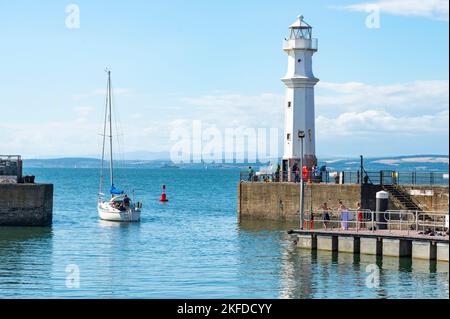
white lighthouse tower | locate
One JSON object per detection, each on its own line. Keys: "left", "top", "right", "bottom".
{"left": 281, "top": 15, "right": 319, "bottom": 180}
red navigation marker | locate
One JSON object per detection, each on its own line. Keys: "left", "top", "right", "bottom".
{"left": 160, "top": 184, "right": 169, "bottom": 202}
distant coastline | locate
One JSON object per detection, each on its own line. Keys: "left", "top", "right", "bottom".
{"left": 373, "top": 157, "right": 449, "bottom": 165}
{"left": 22, "top": 155, "right": 449, "bottom": 171}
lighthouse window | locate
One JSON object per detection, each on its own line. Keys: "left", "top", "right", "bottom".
{"left": 287, "top": 102, "right": 291, "bottom": 108}
{"left": 287, "top": 133, "right": 291, "bottom": 141}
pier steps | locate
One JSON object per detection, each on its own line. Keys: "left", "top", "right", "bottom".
{"left": 383, "top": 184, "right": 422, "bottom": 211}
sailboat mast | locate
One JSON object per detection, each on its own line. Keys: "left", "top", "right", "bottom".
{"left": 108, "top": 70, "right": 114, "bottom": 189}
{"left": 99, "top": 70, "right": 109, "bottom": 196}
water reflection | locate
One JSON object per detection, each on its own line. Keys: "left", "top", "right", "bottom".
{"left": 238, "top": 218, "right": 297, "bottom": 233}
{"left": 96, "top": 220, "right": 142, "bottom": 297}
{"left": 279, "top": 246, "right": 315, "bottom": 299}
{"left": 0, "top": 227, "right": 53, "bottom": 297}
{"left": 235, "top": 219, "right": 283, "bottom": 298}
{"left": 238, "top": 217, "right": 448, "bottom": 299}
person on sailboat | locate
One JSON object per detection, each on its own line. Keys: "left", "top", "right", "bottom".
{"left": 123, "top": 195, "right": 131, "bottom": 208}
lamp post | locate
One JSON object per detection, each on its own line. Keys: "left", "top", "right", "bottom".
{"left": 298, "top": 130, "right": 305, "bottom": 229}
{"left": 359, "top": 155, "right": 365, "bottom": 226}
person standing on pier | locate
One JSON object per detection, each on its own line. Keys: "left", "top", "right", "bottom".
{"left": 356, "top": 202, "right": 364, "bottom": 230}
{"left": 319, "top": 165, "right": 327, "bottom": 182}
{"left": 248, "top": 167, "right": 255, "bottom": 182}
{"left": 319, "top": 202, "right": 331, "bottom": 229}
{"left": 338, "top": 201, "right": 350, "bottom": 230}
{"left": 292, "top": 162, "right": 299, "bottom": 183}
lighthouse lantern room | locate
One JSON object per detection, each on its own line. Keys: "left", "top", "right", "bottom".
{"left": 281, "top": 15, "right": 319, "bottom": 182}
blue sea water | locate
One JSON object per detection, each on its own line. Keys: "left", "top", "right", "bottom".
{"left": 0, "top": 168, "right": 448, "bottom": 299}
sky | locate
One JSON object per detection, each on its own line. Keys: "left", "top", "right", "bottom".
{"left": 0, "top": 0, "right": 448, "bottom": 160}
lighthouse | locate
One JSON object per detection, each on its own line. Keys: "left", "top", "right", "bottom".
{"left": 281, "top": 15, "right": 319, "bottom": 181}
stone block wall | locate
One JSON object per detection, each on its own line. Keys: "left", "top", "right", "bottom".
{"left": 0, "top": 184, "right": 53, "bottom": 226}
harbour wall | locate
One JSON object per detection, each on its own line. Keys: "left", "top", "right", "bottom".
{"left": 238, "top": 183, "right": 449, "bottom": 221}
{"left": 401, "top": 185, "right": 449, "bottom": 212}
{"left": 0, "top": 184, "right": 53, "bottom": 226}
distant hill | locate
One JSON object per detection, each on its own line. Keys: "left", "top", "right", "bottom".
{"left": 319, "top": 155, "right": 448, "bottom": 172}
{"left": 23, "top": 154, "right": 448, "bottom": 171}
{"left": 24, "top": 158, "right": 166, "bottom": 169}
{"left": 25, "top": 158, "right": 101, "bottom": 168}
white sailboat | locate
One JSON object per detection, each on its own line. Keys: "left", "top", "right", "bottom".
{"left": 97, "top": 69, "right": 142, "bottom": 222}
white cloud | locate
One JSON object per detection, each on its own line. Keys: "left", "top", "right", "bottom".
{"left": 0, "top": 118, "right": 171, "bottom": 158}
{"left": 1, "top": 79, "right": 448, "bottom": 158}
{"left": 342, "top": 0, "right": 449, "bottom": 21}
{"left": 72, "top": 88, "right": 135, "bottom": 101}
{"left": 182, "top": 93, "right": 282, "bottom": 109}
{"left": 180, "top": 93, "right": 284, "bottom": 129}
{"left": 316, "top": 80, "right": 449, "bottom": 116}
{"left": 178, "top": 80, "right": 449, "bottom": 133}
{"left": 73, "top": 106, "right": 94, "bottom": 123}
{"left": 91, "top": 88, "right": 135, "bottom": 96}
{"left": 316, "top": 109, "right": 449, "bottom": 136}
{"left": 0, "top": 121, "right": 102, "bottom": 158}
{"left": 178, "top": 80, "right": 449, "bottom": 155}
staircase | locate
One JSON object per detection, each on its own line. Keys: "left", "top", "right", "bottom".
{"left": 383, "top": 184, "right": 422, "bottom": 211}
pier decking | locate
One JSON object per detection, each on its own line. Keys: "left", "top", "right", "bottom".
{"left": 289, "top": 229, "right": 449, "bottom": 262}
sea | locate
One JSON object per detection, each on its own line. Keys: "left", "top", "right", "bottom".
{"left": 0, "top": 162, "right": 448, "bottom": 299}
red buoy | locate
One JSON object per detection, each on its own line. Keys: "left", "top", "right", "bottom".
{"left": 160, "top": 184, "right": 169, "bottom": 202}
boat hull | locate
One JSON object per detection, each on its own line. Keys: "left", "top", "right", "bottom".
{"left": 97, "top": 202, "right": 141, "bottom": 222}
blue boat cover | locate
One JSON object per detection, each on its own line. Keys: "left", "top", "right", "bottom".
{"left": 110, "top": 185, "right": 124, "bottom": 195}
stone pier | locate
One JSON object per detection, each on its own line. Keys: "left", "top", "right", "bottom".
{"left": 360, "top": 237, "right": 382, "bottom": 256}
{"left": 437, "top": 243, "right": 449, "bottom": 262}
{"left": 338, "top": 236, "right": 360, "bottom": 254}
{"left": 0, "top": 183, "right": 53, "bottom": 226}
{"left": 412, "top": 241, "right": 437, "bottom": 260}
{"left": 382, "top": 239, "right": 412, "bottom": 257}
{"left": 316, "top": 235, "right": 338, "bottom": 251}
{"left": 238, "top": 182, "right": 449, "bottom": 221}
{"left": 291, "top": 229, "right": 448, "bottom": 261}
{"left": 297, "top": 234, "right": 317, "bottom": 250}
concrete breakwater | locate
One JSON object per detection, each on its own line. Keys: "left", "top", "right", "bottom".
{"left": 290, "top": 229, "right": 449, "bottom": 262}
{"left": 0, "top": 183, "right": 53, "bottom": 226}
{"left": 238, "top": 183, "right": 449, "bottom": 221}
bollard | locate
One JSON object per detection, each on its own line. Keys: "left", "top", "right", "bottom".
{"left": 376, "top": 191, "right": 389, "bottom": 230}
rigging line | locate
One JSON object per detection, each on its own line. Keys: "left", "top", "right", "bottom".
{"left": 99, "top": 69, "right": 109, "bottom": 196}
{"left": 111, "top": 79, "right": 126, "bottom": 169}
{"left": 110, "top": 81, "right": 121, "bottom": 169}
{"left": 116, "top": 94, "right": 126, "bottom": 166}
{"left": 108, "top": 70, "right": 114, "bottom": 189}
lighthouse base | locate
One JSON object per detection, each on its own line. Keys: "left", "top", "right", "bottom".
{"left": 281, "top": 156, "right": 318, "bottom": 182}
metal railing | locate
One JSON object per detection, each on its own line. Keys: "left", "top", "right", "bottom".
{"left": 0, "top": 155, "right": 21, "bottom": 160}
{"left": 304, "top": 209, "right": 373, "bottom": 232}
{"left": 240, "top": 170, "right": 449, "bottom": 186}
{"left": 302, "top": 209, "right": 449, "bottom": 235}
{"left": 0, "top": 155, "right": 22, "bottom": 176}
